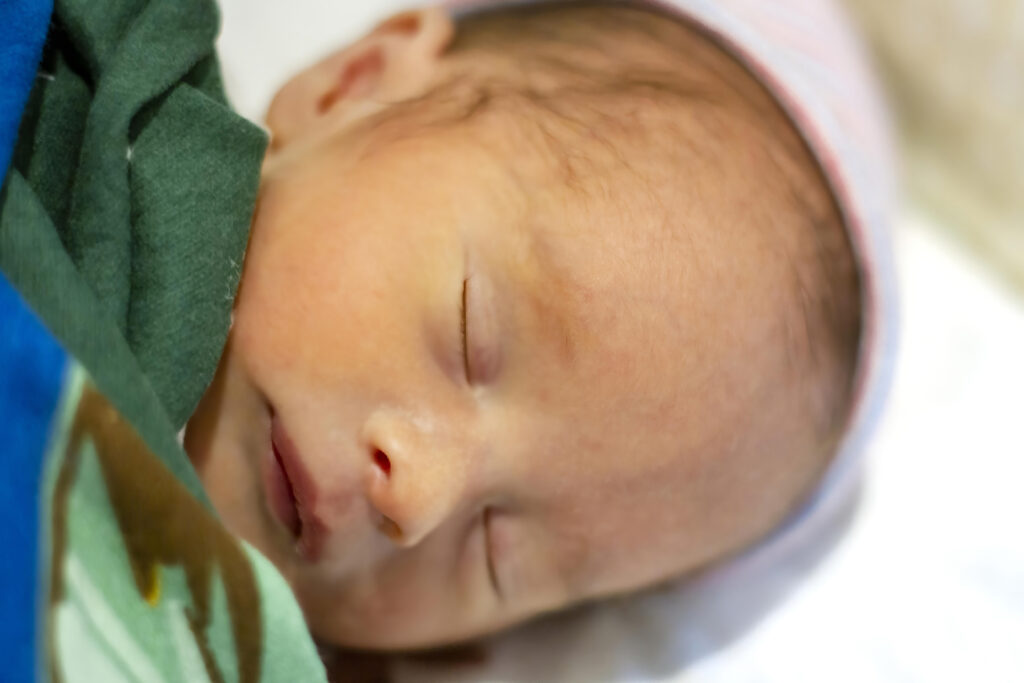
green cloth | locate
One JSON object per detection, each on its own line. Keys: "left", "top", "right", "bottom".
{"left": 43, "top": 370, "right": 327, "bottom": 683}
{"left": 0, "top": 0, "right": 265, "bottom": 502}
{"left": 1, "top": 1, "right": 334, "bottom": 680}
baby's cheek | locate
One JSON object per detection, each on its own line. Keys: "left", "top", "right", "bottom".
{"left": 233, "top": 247, "right": 347, "bottom": 377}
{"left": 231, "top": 267, "right": 309, "bottom": 377}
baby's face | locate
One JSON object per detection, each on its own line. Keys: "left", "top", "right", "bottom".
{"left": 187, "top": 8, "right": 827, "bottom": 651}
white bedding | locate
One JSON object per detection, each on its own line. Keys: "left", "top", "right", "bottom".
{"left": 216, "top": 2, "right": 1024, "bottom": 680}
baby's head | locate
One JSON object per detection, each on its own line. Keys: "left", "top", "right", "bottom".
{"left": 186, "top": 1, "right": 860, "bottom": 652}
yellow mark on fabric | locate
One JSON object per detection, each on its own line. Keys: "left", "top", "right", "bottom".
{"left": 144, "top": 564, "right": 161, "bottom": 606}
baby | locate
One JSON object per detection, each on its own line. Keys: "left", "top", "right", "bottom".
{"left": 186, "top": 0, "right": 893, "bottom": 655}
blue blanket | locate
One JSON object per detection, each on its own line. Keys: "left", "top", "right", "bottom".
{"left": 2, "top": 4, "right": 58, "bottom": 680}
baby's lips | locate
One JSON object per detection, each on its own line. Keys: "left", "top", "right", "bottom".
{"left": 263, "top": 439, "right": 302, "bottom": 537}
{"left": 270, "top": 416, "right": 327, "bottom": 562}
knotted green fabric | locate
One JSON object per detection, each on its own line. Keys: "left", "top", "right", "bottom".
{"left": 0, "top": 0, "right": 266, "bottom": 501}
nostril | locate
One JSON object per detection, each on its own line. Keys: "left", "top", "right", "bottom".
{"left": 377, "top": 515, "right": 403, "bottom": 542}
{"left": 373, "top": 449, "right": 391, "bottom": 476}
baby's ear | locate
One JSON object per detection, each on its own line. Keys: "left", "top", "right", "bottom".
{"left": 265, "top": 7, "right": 455, "bottom": 150}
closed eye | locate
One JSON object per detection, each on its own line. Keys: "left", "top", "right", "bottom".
{"left": 483, "top": 507, "right": 502, "bottom": 600}
{"left": 460, "top": 277, "right": 470, "bottom": 381}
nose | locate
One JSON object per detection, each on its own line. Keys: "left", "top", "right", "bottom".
{"left": 361, "top": 409, "right": 471, "bottom": 547}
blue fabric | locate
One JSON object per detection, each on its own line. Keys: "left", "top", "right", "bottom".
{"left": 2, "top": 5, "right": 59, "bottom": 679}
{"left": 0, "top": 271, "right": 67, "bottom": 683}
{"left": 0, "top": 0, "right": 54, "bottom": 181}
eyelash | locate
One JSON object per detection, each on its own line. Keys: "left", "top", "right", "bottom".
{"left": 460, "top": 278, "right": 470, "bottom": 381}
{"left": 461, "top": 280, "right": 498, "bottom": 597}
{"left": 483, "top": 507, "right": 502, "bottom": 599}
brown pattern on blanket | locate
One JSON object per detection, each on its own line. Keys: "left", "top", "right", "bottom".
{"left": 48, "top": 383, "right": 264, "bottom": 683}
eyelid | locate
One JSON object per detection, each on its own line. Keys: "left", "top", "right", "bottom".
{"left": 460, "top": 278, "right": 471, "bottom": 382}
{"left": 461, "top": 273, "right": 502, "bottom": 385}
{"left": 483, "top": 507, "right": 502, "bottom": 601}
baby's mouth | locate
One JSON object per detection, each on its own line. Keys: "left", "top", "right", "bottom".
{"left": 271, "top": 438, "right": 301, "bottom": 536}
{"left": 263, "top": 416, "right": 326, "bottom": 562}
{"left": 264, "top": 427, "right": 302, "bottom": 541}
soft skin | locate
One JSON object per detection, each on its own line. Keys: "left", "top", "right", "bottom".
{"left": 186, "top": 6, "right": 833, "bottom": 650}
